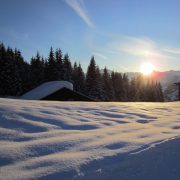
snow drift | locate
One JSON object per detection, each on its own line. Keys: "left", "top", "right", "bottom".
{"left": 0, "top": 98, "right": 180, "bottom": 179}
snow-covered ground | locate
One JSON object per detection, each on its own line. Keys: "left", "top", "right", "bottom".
{"left": 0, "top": 98, "right": 180, "bottom": 180}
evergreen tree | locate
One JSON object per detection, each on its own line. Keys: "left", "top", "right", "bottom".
{"left": 122, "top": 73, "right": 129, "bottom": 101}
{"left": 45, "top": 47, "right": 57, "bottom": 81}
{"left": 102, "top": 67, "right": 114, "bottom": 101}
{"left": 144, "top": 80, "right": 156, "bottom": 102}
{"left": 111, "top": 72, "right": 124, "bottom": 101}
{"left": 14, "top": 49, "right": 31, "bottom": 94}
{"left": 62, "top": 53, "right": 72, "bottom": 81}
{"left": 0, "top": 45, "right": 22, "bottom": 96}
{"left": 135, "top": 74, "right": 146, "bottom": 101}
{"left": 0, "top": 43, "right": 6, "bottom": 95}
{"left": 72, "top": 62, "right": 78, "bottom": 89}
{"left": 55, "top": 48, "right": 63, "bottom": 80}
{"left": 155, "top": 82, "right": 164, "bottom": 102}
{"left": 158, "top": 82, "right": 164, "bottom": 102}
{"left": 86, "top": 56, "right": 101, "bottom": 100}
{"left": 30, "top": 52, "right": 45, "bottom": 88}
{"left": 95, "top": 66, "right": 104, "bottom": 100}
{"left": 73, "top": 62, "right": 85, "bottom": 93}
{"left": 111, "top": 71, "right": 117, "bottom": 101}
{"left": 129, "top": 77, "right": 137, "bottom": 101}
{"left": 20, "top": 61, "right": 31, "bottom": 94}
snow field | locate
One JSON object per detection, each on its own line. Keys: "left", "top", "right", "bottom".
{"left": 0, "top": 98, "right": 180, "bottom": 179}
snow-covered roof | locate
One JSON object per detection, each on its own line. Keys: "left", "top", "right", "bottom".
{"left": 21, "top": 81, "right": 73, "bottom": 100}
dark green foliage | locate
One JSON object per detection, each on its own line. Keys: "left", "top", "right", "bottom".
{"left": 128, "top": 76, "right": 164, "bottom": 102}
{"left": 95, "top": 66, "right": 104, "bottom": 100}
{"left": 0, "top": 44, "right": 22, "bottom": 96}
{"left": 122, "top": 74, "right": 129, "bottom": 101}
{"left": 102, "top": 67, "right": 114, "bottom": 101}
{"left": 0, "top": 43, "right": 164, "bottom": 102}
{"left": 86, "top": 56, "right": 103, "bottom": 100}
{"left": 62, "top": 53, "right": 72, "bottom": 81}
{"left": 30, "top": 52, "right": 45, "bottom": 89}
{"left": 111, "top": 72, "right": 124, "bottom": 101}
{"left": 44, "top": 47, "right": 57, "bottom": 81}
{"left": 85, "top": 56, "right": 97, "bottom": 98}
{"left": 72, "top": 62, "right": 85, "bottom": 93}
{"left": 19, "top": 61, "right": 31, "bottom": 94}
{"left": 14, "top": 49, "right": 31, "bottom": 94}
{"left": 129, "top": 77, "right": 137, "bottom": 101}
{"left": 157, "top": 82, "right": 164, "bottom": 102}
{"left": 55, "top": 49, "right": 63, "bottom": 80}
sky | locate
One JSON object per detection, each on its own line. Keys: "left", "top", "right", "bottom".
{"left": 0, "top": 0, "right": 180, "bottom": 72}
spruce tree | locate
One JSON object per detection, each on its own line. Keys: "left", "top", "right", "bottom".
{"left": 122, "top": 73, "right": 130, "bottom": 101}
{"left": 30, "top": 52, "right": 44, "bottom": 88}
{"left": 135, "top": 74, "right": 145, "bottom": 101}
{"left": 145, "top": 80, "right": 156, "bottom": 102}
{"left": 73, "top": 62, "right": 85, "bottom": 93}
{"left": 86, "top": 56, "right": 100, "bottom": 100}
{"left": 129, "top": 77, "right": 137, "bottom": 101}
{"left": 0, "top": 45, "right": 22, "bottom": 96}
{"left": 95, "top": 66, "right": 104, "bottom": 100}
{"left": 72, "top": 62, "right": 78, "bottom": 90}
{"left": 14, "top": 49, "right": 31, "bottom": 94}
{"left": 155, "top": 82, "right": 164, "bottom": 102}
{"left": 55, "top": 48, "right": 63, "bottom": 80}
{"left": 63, "top": 53, "right": 72, "bottom": 81}
{"left": 45, "top": 47, "right": 57, "bottom": 81}
{"left": 102, "top": 67, "right": 114, "bottom": 101}
{"left": 0, "top": 43, "right": 6, "bottom": 95}
{"left": 111, "top": 72, "right": 124, "bottom": 101}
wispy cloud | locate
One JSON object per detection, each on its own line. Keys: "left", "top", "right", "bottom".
{"left": 163, "top": 48, "right": 180, "bottom": 55}
{"left": 0, "top": 27, "right": 30, "bottom": 40}
{"left": 65, "top": 0, "right": 94, "bottom": 28}
{"left": 107, "top": 36, "right": 172, "bottom": 61}
{"left": 93, "top": 51, "right": 107, "bottom": 60}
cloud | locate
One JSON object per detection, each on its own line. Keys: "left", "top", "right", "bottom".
{"left": 65, "top": 0, "right": 94, "bottom": 28}
{"left": 163, "top": 48, "right": 180, "bottom": 55}
{"left": 93, "top": 51, "right": 107, "bottom": 60}
{"left": 107, "top": 36, "right": 171, "bottom": 61}
{"left": 0, "top": 27, "right": 29, "bottom": 41}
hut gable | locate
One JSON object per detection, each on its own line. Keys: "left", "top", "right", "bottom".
{"left": 41, "top": 87, "right": 93, "bottom": 101}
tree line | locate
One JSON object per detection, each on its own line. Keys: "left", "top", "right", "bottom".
{"left": 0, "top": 43, "right": 164, "bottom": 102}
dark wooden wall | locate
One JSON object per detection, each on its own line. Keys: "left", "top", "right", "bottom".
{"left": 41, "top": 88, "right": 94, "bottom": 101}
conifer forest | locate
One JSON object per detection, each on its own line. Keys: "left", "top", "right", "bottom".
{"left": 0, "top": 43, "right": 164, "bottom": 102}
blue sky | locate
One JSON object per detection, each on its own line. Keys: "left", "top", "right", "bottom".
{"left": 0, "top": 0, "right": 180, "bottom": 72}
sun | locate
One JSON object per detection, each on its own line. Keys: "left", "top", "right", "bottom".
{"left": 140, "top": 62, "right": 154, "bottom": 75}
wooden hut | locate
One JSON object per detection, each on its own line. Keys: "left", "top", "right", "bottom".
{"left": 21, "top": 81, "right": 94, "bottom": 101}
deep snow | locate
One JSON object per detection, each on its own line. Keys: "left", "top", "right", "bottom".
{"left": 0, "top": 98, "right": 180, "bottom": 180}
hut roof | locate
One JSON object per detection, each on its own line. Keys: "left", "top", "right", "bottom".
{"left": 21, "top": 81, "right": 73, "bottom": 100}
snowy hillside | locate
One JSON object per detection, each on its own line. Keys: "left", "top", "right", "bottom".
{"left": 0, "top": 98, "right": 180, "bottom": 180}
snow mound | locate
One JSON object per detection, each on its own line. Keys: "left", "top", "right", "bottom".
{"left": 0, "top": 98, "right": 180, "bottom": 179}
{"left": 21, "top": 81, "right": 73, "bottom": 100}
